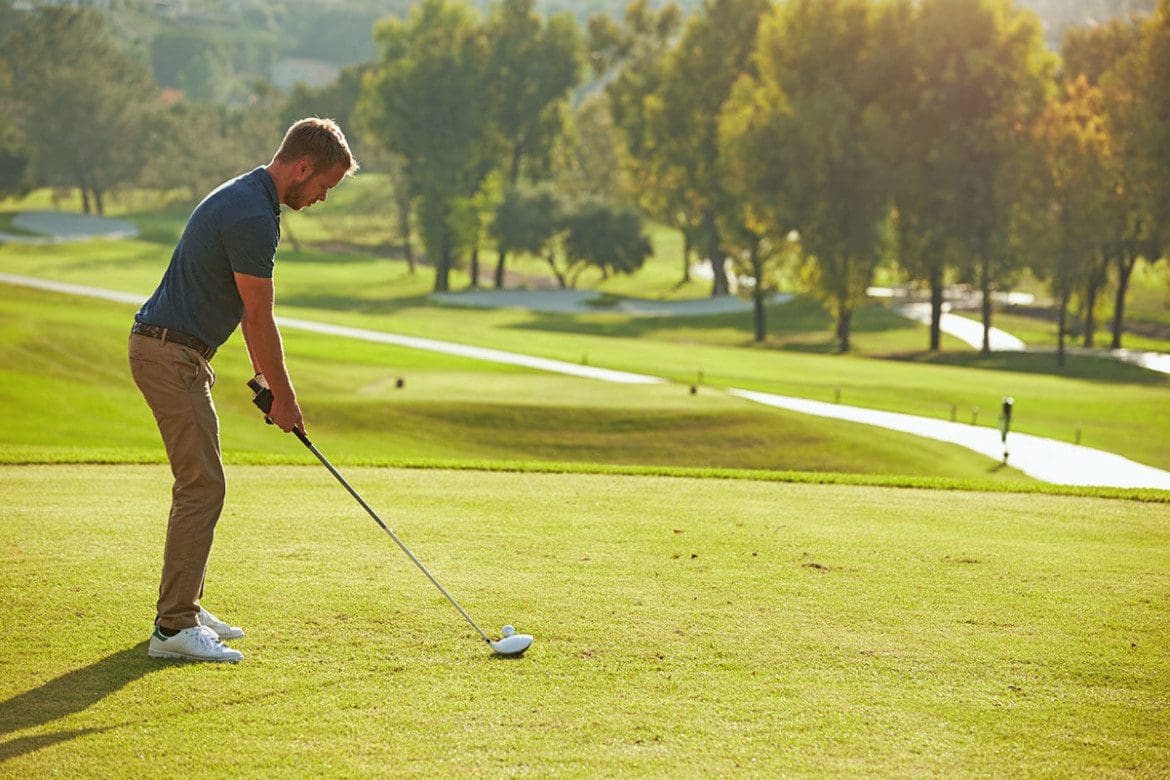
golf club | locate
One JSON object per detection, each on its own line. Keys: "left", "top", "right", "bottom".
{"left": 248, "top": 378, "right": 533, "bottom": 658}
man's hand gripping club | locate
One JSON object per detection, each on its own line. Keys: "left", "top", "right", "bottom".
{"left": 248, "top": 374, "right": 303, "bottom": 433}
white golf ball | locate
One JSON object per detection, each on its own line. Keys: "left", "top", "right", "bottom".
{"left": 502, "top": 624, "right": 516, "bottom": 638}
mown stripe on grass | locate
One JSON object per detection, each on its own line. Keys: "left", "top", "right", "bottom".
{"left": 0, "top": 453, "right": 1165, "bottom": 503}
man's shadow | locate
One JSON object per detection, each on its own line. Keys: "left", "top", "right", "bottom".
{"left": 0, "top": 641, "right": 161, "bottom": 762}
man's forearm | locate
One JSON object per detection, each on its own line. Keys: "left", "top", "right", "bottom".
{"left": 240, "top": 314, "right": 295, "bottom": 403}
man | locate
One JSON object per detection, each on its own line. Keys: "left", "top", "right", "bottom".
{"left": 129, "top": 118, "right": 358, "bottom": 662}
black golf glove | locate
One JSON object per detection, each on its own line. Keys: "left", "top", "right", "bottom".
{"left": 248, "top": 373, "right": 274, "bottom": 422}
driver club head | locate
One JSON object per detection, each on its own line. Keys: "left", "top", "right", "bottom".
{"left": 490, "top": 633, "right": 534, "bottom": 657}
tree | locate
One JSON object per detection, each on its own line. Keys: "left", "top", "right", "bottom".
{"left": 1141, "top": 0, "right": 1170, "bottom": 263}
{"left": 727, "top": 0, "right": 895, "bottom": 352}
{"left": 5, "top": 5, "right": 158, "bottom": 214}
{"left": 589, "top": 1, "right": 691, "bottom": 283}
{"left": 560, "top": 198, "right": 652, "bottom": 286}
{"left": 645, "top": 0, "right": 771, "bottom": 298}
{"left": 883, "top": 0, "right": 960, "bottom": 351}
{"left": 0, "top": 17, "right": 30, "bottom": 201}
{"left": 892, "top": 0, "right": 1054, "bottom": 353}
{"left": 151, "top": 28, "right": 233, "bottom": 103}
{"left": 1023, "top": 78, "right": 1115, "bottom": 366}
{"left": 358, "top": 0, "right": 499, "bottom": 292}
{"left": 484, "top": 0, "right": 583, "bottom": 288}
{"left": 281, "top": 64, "right": 366, "bottom": 135}
{"left": 491, "top": 184, "right": 563, "bottom": 285}
{"left": 1062, "top": 17, "right": 1160, "bottom": 349}
{"left": 720, "top": 74, "right": 801, "bottom": 343}
{"left": 555, "top": 94, "right": 631, "bottom": 202}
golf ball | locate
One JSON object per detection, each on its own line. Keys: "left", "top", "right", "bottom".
{"left": 502, "top": 624, "right": 516, "bottom": 638}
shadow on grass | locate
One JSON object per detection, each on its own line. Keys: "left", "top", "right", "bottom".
{"left": 0, "top": 641, "right": 161, "bottom": 763}
{"left": 502, "top": 297, "right": 912, "bottom": 345}
{"left": 278, "top": 292, "right": 435, "bottom": 316}
{"left": 885, "top": 349, "right": 1168, "bottom": 386}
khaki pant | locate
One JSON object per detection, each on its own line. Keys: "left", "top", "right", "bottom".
{"left": 129, "top": 333, "right": 224, "bottom": 630}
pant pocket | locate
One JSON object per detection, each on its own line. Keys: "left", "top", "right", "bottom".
{"left": 173, "top": 347, "right": 205, "bottom": 392}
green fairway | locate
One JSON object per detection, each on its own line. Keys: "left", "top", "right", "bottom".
{"left": 0, "top": 284, "right": 1039, "bottom": 482}
{"left": 3, "top": 239, "right": 1168, "bottom": 472}
{"left": 1, "top": 465, "right": 1166, "bottom": 775}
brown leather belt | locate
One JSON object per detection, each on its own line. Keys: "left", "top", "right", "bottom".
{"left": 131, "top": 321, "right": 216, "bottom": 360}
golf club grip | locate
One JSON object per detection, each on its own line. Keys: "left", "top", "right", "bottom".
{"left": 291, "top": 427, "right": 493, "bottom": 644}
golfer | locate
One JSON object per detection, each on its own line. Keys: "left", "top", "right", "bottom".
{"left": 129, "top": 118, "right": 358, "bottom": 662}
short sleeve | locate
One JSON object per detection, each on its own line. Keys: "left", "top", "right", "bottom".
{"left": 222, "top": 215, "right": 278, "bottom": 279}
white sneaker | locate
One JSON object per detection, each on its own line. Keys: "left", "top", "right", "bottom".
{"left": 199, "top": 607, "right": 245, "bottom": 640}
{"left": 148, "top": 625, "right": 243, "bottom": 663}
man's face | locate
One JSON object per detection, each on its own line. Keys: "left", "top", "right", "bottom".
{"left": 284, "top": 161, "right": 348, "bottom": 211}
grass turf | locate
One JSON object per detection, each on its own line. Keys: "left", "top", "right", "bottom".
{"left": 0, "top": 464, "right": 1167, "bottom": 775}
{"left": 0, "top": 284, "right": 1036, "bottom": 483}
{"left": 2, "top": 257, "right": 1169, "bottom": 472}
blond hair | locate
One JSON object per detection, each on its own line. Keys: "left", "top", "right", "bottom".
{"left": 273, "top": 117, "right": 359, "bottom": 175}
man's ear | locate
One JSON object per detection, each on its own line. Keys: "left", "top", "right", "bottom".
{"left": 295, "top": 158, "right": 314, "bottom": 180}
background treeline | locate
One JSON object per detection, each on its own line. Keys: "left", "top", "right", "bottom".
{"left": 1, "top": 0, "right": 1167, "bottom": 360}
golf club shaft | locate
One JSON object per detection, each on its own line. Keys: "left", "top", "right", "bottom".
{"left": 292, "top": 428, "right": 492, "bottom": 644}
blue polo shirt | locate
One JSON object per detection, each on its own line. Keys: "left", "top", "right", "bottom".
{"left": 136, "top": 167, "right": 281, "bottom": 349}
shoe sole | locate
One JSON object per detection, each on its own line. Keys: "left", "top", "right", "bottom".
{"left": 148, "top": 648, "right": 242, "bottom": 663}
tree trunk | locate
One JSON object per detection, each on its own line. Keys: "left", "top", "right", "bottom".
{"left": 681, "top": 229, "right": 691, "bottom": 283}
{"left": 469, "top": 245, "right": 480, "bottom": 289}
{"left": 1083, "top": 285, "right": 1097, "bottom": 348}
{"left": 80, "top": 187, "right": 91, "bottom": 215}
{"left": 495, "top": 248, "right": 508, "bottom": 289}
{"left": 94, "top": 189, "right": 105, "bottom": 216}
{"left": 703, "top": 212, "right": 729, "bottom": 297}
{"left": 836, "top": 303, "right": 852, "bottom": 353}
{"left": 545, "top": 250, "right": 566, "bottom": 289}
{"left": 433, "top": 239, "right": 451, "bottom": 292}
{"left": 404, "top": 232, "right": 416, "bottom": 274}
{"left": 1082, "top": 256, "right": 1109, "bottom": 348}
{"left": 752, "top": 248, "right": 765, "bottom": 342}
{"left": 397, "top": 199, "right": 415, "bottom": 274}
{"left": 1057, "top": 288, "right": 1069, "bottom": 368}
{"left": 1110, "top": 253, "right": 1137, "bottom": 350}
{"left": 980, "top": 255, "right": 992, "bottom": 355}
{"left": 929, "top": 262, "right": 943, "bottom": 352}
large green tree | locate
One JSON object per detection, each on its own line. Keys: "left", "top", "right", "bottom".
{"left": 491, "top": 183, "right": 563, "bottom": 284}
{"left": 485, "top": 0, "right": 583, "bottom": 288}
{"left": 1062, "top": 17, "right": 1161, "bottom": 349}
{"left": 645, "top": 0, "right": 771, "bottom": 298}
{"left": 358, "top": 0, "right": 499, "bottom": 292}
{"left": 720, "top": 72, "right": 800, "bottom": 343}
{"left": 560, "top": 199, "right": 652, "bottom": 285}
{"left": 5, "top": 5, "right": 158, "bottom": 214}
{"left": 0, "top": 9, "right": 30, "bottom": 201}
{"left": 1021, "top": 78, "right": 1116, "bottom": 366}
{"left": 892, "top": 0, "right": 1054, "bottom": 353}
{"left": 1143, "top": 0, "right": 1170, "bottom": 254}
{"left": 589, "top": 0, "right": 690, "bottom": 282}
{"left": 727, "top": 0, "right": 896, "bottom": 352}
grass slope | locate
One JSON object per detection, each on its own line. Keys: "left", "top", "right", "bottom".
{"left": 1, "top": 465, "right": 1167, "bottom": 775}
{"left": 0, "top": 285, "right": 1028, "bottom": 482}
{"left": 2, "top": 243, "right": 1168, "bottom": 471}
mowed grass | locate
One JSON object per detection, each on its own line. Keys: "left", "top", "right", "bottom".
{"left": 3, "top": 237, "right": 1169, "bottom": 471}
{"left": 1, "top": 465, "right": 1167, "bottom": 775}
{"left": 0, "top": 285, "right": 1029, "bottom": 483}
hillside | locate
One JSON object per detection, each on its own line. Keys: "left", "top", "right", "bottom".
{"left": 91, "top": 0, "right": 1162, "bottom": 94}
